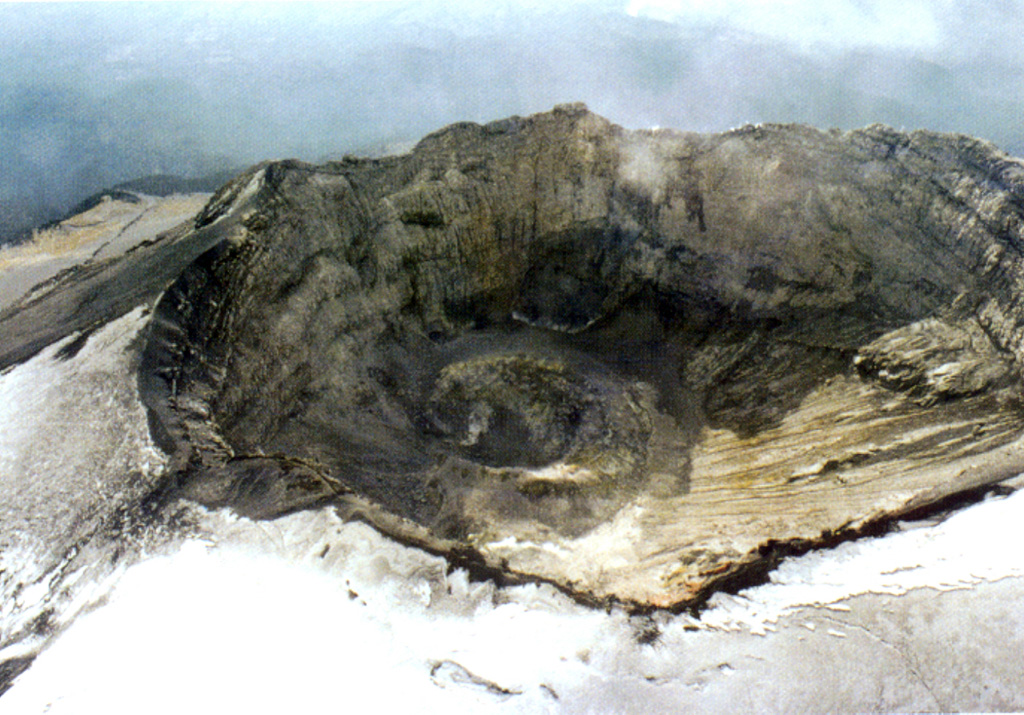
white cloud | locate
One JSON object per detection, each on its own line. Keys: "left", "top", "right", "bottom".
{"left": 625, "top": 0, "right": 950, "bottom": 51}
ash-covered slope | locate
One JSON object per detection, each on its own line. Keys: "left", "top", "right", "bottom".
{"left": 140, "top": 104, "right": 1024, "bottom": 609}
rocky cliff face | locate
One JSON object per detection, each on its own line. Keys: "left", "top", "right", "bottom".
{"left": 138, "top": 104, "right": 1024, "bottom": 609}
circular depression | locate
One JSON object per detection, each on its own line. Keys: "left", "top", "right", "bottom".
{"left": 135, "top": 111, "right": 1024, "bottom": 608}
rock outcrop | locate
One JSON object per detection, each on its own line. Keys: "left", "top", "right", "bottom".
{"left": 129, "top": 104, "right": 1024, "bottom": 609}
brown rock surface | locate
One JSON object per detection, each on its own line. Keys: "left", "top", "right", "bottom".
{"left": 138, "top": 104, "right": 1024, "bottom": 609}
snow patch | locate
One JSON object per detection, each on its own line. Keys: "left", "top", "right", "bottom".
{"left": 0, "top": 306, "right": 167, "bottom": 650}
{"left": 1, "top": 507, "right": 617, "bottom": 714}
{"left": 6, "top": 483, "right": 1024, "bottom": 710}
{"left": 698, "top": 486, "right": 1024, "bottom": 634}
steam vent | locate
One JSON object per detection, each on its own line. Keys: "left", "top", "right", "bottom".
{"left": 132, "top": 104, "right": 1024, "bottom": 610}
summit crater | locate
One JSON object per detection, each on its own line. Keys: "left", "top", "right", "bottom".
{"left": 131, "top": 104, "right": 1024, "bottom": 609}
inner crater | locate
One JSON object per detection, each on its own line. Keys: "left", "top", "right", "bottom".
{"left": 365, "top": 324, "right": 663, "bottom": 537}
{"left": 427, "top": 356, "right": 589, "bottom": 468}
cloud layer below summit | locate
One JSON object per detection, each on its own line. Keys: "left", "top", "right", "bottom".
{"left": 2, "top": 1, "right": 1023, "bottom": 241}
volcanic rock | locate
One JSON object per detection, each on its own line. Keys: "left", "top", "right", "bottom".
{"left": 19, "top": 104, "right": 1024, "bottom": 610}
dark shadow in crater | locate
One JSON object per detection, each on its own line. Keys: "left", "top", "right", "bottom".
{"left": 694, "top": 326, "right": 855, "bottom": 439}
{"left": 514, "top": 225, "right": 639, "bottom": 332}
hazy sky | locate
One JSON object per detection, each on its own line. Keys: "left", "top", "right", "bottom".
{"left": 2, "top": 0, "right": 1024, "bottom": 241}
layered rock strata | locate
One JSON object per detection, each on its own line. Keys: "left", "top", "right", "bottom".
{"left": 133, "top": 104, "right": 1024, "bottom": 609}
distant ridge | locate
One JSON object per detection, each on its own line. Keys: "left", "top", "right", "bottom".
{"left": 113, "top": 169, "right": 242, "bottom": 197}
{"left": 22, "top": 169, "right": 243, "bottom": 244}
